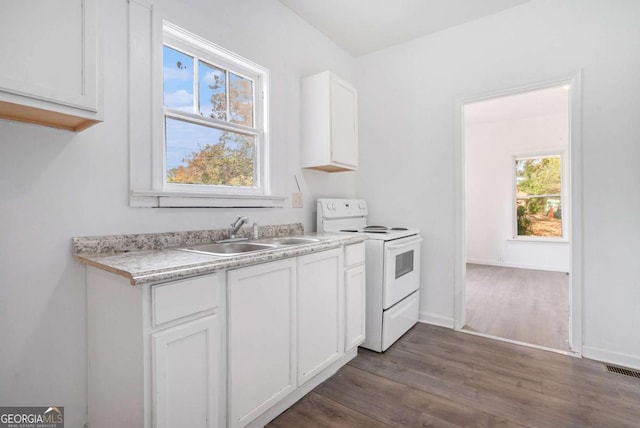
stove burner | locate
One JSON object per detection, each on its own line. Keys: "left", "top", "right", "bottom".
{"left": 340, "top": 229, "right": 359, "bottom": 233}
{"left": 363, "top": 225, "right": 388, "bottom": 230}
{"left": 391, "top": 227, "right": 408, "bottom": 231}
{"left": 366, "top": 230, "right": 388, "bottom": 234}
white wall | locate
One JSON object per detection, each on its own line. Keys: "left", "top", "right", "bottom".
{"left": 356, "top": 0, "right": 640, "bottom": 366}
{"left": 0, "top": 0, "right": 355, "bottom": 425}
{"left": 465, "top": 107, "right": 569, "bottom": 272}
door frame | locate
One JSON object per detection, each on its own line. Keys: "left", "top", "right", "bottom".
{"left": 453, "top": 72, "right": 583, "bottom": 355}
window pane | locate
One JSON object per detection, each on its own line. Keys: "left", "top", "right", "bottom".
{"left": 229, "top": 72, "right": 254, "bottom": 127}
{"left": 515, "top": 155, "right": 562, "bottom": 237}
{"left": 163, "top": 46, "right": 194, "bottom": 112}
{"left": 165, "top": 118, "right": 256, "bottom": 187}
{"left": 515, "top": 156, "right": 561, "bottom": 196}
{"left": 516, "top": 197, "right": 562, "bottom": 237}
{"left": 198, "top": 61, "right": 227, "bottom": 120}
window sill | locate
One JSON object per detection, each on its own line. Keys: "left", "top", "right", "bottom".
{"left": 130, "top": 191, "right": 287, "bottom": 208}
{"left": 506, "top": 237, "right": 569, "bottom": 244}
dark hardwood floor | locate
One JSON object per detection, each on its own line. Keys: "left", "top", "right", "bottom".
{"left": 268, "top": 323, "right": 640, "bottom": 427}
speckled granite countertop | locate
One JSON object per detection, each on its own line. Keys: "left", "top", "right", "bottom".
{"left": 73, "top": 223, "right": 365, "bottom": 285}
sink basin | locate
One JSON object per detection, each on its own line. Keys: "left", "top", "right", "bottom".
{"left": 178, "top": 236, "right": 322, "bottom": 256}
{"left": 269, "top": 237, "right": 320, "bottom": 245}
{"left": 179, "top": 242, "right": 277, "bottom": 256}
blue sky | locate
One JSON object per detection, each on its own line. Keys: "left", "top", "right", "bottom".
{"left": 163, "top": 46, "right": 193, "bottom": 112}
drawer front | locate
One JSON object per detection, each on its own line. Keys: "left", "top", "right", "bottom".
{"left": 344, "top": 242, "right": 365, "bottom": 267}
{"left": 382, "top": 290, "right": 419, "bottom": 351}
{"left": 153, "top": 274, "right": 219, "bottom": 326}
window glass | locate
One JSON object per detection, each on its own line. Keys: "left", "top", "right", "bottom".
{"left": 165, "top": 117, "right": 256, "bottom": 187}
{"left": 198, "top": 61, "right": 227, "bottom": 120}
{"left": 229, "top": 72, "right": 254, "bottom": 127}
{"left": 395, "top": 250, "right": 414, "bottom": 279}
{"left": 515, "top": 156, "right": 562, "bottom": 238}
{"left": 162, "top": 46, "right": 194, "bottom": 112}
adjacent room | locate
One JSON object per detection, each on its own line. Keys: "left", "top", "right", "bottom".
{"left": 463, "top": 85, "right": 571, "bottom": 352}
{"left": 1, "top": 0, "right": 640, "bottom": 427}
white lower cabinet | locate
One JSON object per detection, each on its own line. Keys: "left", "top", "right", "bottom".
{"left": 86, "top": 269, "right": 224, "bottom": 428}
{"left": 345, "top": 264, "right": 366, "bottom": 350}
{"left": 228, "top": 247, "right": 363, "bottom": 427}
{"left": 228, "top": 259, "right": 297, "bottom": 428}
{"left": 153, "top": 315, "right": 220, "bottom": 428}
{"left": 87, "top": 242, "right": 365, "bottom": 428}
{"left": 297, "top": 248, "right": 344, "bottom": 385}
{"left": 344, "top": 242, "right": 366, "bottom": 351}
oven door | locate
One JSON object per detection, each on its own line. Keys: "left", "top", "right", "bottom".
{"left": 382, "top": 235, "right": 423, "bottom": 310}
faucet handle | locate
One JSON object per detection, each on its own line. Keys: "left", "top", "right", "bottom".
{"left": 231, "top": 216, "right": 248, "bottom": 227}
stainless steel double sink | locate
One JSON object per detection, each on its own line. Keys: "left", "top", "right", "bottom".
{"left": 178, "top": 237, "right": 320, "bottom": 257}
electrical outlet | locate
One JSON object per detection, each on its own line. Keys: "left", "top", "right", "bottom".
{"left": 292, "top": 192, "right": 303, "bottom": 208}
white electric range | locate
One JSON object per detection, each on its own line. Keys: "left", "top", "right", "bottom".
{"left": 317, "top": 198, "right": 422, "bottom": 352}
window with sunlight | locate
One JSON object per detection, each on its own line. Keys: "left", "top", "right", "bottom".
{"left": 515, "top": 155, "right": 563, "bottom": 238}
{"left": 162, "top": 25, "right": 267, "bottom": 194}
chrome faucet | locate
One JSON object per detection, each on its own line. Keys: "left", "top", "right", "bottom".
{"left": 229, "top": 216, "right": 249, "bottom": 239}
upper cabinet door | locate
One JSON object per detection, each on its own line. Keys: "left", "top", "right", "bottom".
{"left": 330, "top": 76, "right": 358, "bottom": 168}
{"left": 302, "top": 70, "right": 358, "bottom": 172}
{"left": 0, "top": 0, "right": 101, "bottom": 131}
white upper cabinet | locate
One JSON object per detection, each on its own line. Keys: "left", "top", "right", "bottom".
{"left": 0, "top": 0, "right": 102, "bottom": 131}
{"left": 301, "top": 71, "right": 358, "bottom": 172}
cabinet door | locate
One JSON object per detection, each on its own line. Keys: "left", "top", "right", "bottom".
{"left": 228, "top": 259, "right": 297, "bottom": 428}
{"left": 331, "top": 77, "right": 358, "bottom": 168}
{"left": 345, "top": 264, "right": 366, "bottom": 351}
{"left": 297, "top": 248, "right": 344, "bottom": 385}
{"left": 153, "top": 315, "right": 220, "bottom": 428}
{"left": 0, "top": 0, "right": 100, "bottom": 130}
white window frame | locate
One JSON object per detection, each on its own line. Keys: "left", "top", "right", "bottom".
{"left": 161, "top": 23, "right": 267, "bottom": 196}
{"left": 128, "top": 4, "right": 284, "bottom": 207}
{"left": 512, "top": 151, "right": 566, "bottom": 241}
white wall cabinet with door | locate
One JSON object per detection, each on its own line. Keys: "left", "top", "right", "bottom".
{"left": 86, "top": 269, "right": 224, "bottom": 428}
{"left": 302, "top": 70, "right": 358, "bottom": 172}
{"left": 0, "top": 0, "right": 102, "bottom": 131}
{"left": 344, "top": 242, "right": 366, "bottom": 351}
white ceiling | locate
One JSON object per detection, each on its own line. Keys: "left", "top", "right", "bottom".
{"left": 278, "top": 0, "right": 530, "bottom": 56}
{"left": 464, "top": 85, "right": 570, "bottom": 125}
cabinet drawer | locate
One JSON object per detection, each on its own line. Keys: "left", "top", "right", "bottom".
{"left": 153, "top": 274, "right": 219, "bottom": 326}
{"left": 344, "top": 242, "right": 365, "bottom": 267}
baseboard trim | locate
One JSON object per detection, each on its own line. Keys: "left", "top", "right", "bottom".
{"left": 466, "top": 258, "right": 569, "bottom": 273}
{"left": 419, "top": 312, "right": 454, "bottom": 328}
{"left": 582, "top": 345, "right": 640, "bottom": 371}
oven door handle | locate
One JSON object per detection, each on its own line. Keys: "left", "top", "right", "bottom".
{"left": 386, "top": 236, "right": 423, "bottom": 250}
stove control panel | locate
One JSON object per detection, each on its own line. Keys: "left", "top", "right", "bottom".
{"left": 317, "top": 198, "right": 368, "bottom": 219}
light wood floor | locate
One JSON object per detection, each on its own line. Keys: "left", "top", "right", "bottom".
{"left": 268, "top": 323, "right": 640, "bottom": 427}
{"left": 464, "top": 264, "right": 569, "bottom": 351}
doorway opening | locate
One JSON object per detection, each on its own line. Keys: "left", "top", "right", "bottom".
{"left": 455, "top": 78, "right": 582, "bottom": 355}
